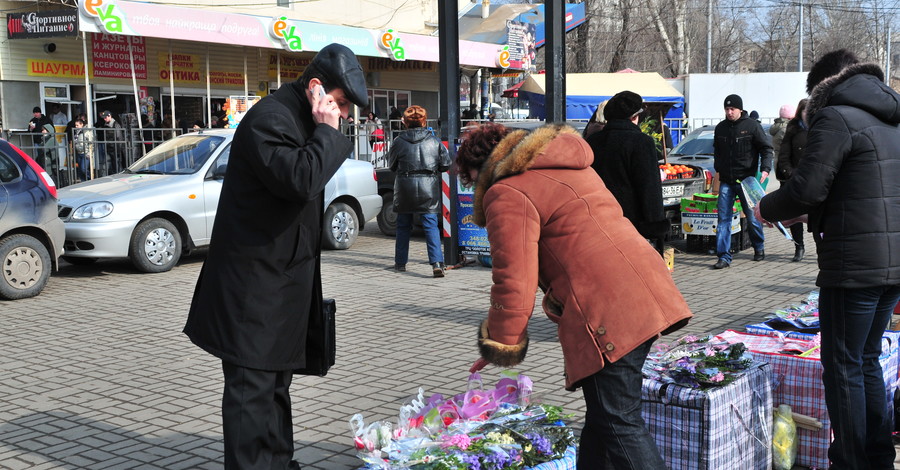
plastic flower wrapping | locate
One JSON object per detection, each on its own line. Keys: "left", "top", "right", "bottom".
{"left": 764, "top": 290, "right": 820, "bottom": 332}
{"left": 348, "top": 371, "right": 576, "bottom": 469}
{"left": 642, "top": 334, "right": 754, "bottom": 389}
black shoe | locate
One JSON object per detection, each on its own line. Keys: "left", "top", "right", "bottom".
{"left": 713, "top": 259, "right": 730, "bottom": 269}
{"left": 753, "top": 249, "right": 765, "bottom": 261}
{"left": 394, "top": 264, "right": 406, "bottom": 272}
{"left": 792, "top": 246, "right": 805, "bottom": 262}
{"left": 432, "top": 262, "right": 445, "bottom": 278}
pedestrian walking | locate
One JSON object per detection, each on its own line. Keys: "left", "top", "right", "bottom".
{"left": 73, "top": 119, "right": 94, "bottom": 182}
{"left": 757, "top": 49, "right": 900, "bottom": 470}
{"left": 387, "top": 105, "right": 451, "bottom": 277}
{"left": 459, "top": 122, "right": 692, "bottom": 470}
{"left": 183, "top": 43, "right": 368, "bottom": 470}
{"left": 711, "top": 94, "right": 773, "bottom": 269}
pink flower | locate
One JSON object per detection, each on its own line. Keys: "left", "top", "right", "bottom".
{"left": 710, "top": 372, "right": 725, "bottom": 382}
{"left": 682, "top": 335, "right": 699, "bottom": 344}
{"left": 441, "top": 433, "right": 473, "bottom": 450}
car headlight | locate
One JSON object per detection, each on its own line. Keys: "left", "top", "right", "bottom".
{"left": 72, "top": 201, "right": 114, "bottom": 219}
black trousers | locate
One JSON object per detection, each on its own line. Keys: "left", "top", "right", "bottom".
{"left": 222, "top": 362, "right": 295, "bottom": 469}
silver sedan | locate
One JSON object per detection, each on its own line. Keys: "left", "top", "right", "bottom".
{"left": 57, "top": 129, "right": 381, "bottom": 273}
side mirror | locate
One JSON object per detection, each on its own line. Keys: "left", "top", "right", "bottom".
{"left": 210, "top": 164, "right": 227, "bottom": 180}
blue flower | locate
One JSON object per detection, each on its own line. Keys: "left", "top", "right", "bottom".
{"left": 524, "top": 432, "right": 552, "bottom": 455}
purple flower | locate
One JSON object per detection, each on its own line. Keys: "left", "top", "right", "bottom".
{"left": 457, "top": 452, "right": 481, "bottom": 470}
{"left": 484, "top": 449, "right": 514, "bottom": 467}
{"left": 525, "top": 432, "right": 552, "bottom": 455}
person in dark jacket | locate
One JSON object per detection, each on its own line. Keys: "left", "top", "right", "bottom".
{"left": 183, "top": 43, "right": 368, "bottom": 470}
{"left": 27, "top": 106, "right": 53, "bottom": 163}
{"left": 757, "top": 49, "right": 900, "bottom": 470}
{"left": 586, "top": 90, "right": 668, "bottom": 253}
{"left": 388, "top": 105, "right": 451, "bottom": 277}
{"left": 711, "top": 94, "right": 773, "bottom": 269}
{"left": 775, "top": 98, "right": 808, "bottom": 262}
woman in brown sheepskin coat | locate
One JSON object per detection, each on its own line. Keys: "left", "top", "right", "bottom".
{"left": 458, "top": 122, "right": 692, "bottom": 469}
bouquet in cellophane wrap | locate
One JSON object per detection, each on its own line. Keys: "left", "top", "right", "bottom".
{"left": 349, "top": 371, "right": 576, "bottom": 469}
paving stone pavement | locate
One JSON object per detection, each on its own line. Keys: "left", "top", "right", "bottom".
{"left": 1, "top": 204, "right": 897, "bottom": 469}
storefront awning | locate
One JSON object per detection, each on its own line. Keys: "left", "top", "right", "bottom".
{"left": 501, "top": 81, "right": 524, "bottom": 99}
{"left": 77, "top": 0, "right": 516, "bottom": 70}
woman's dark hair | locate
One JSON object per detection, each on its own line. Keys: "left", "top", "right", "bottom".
{"left": 456, "top": 122, "right": 511, "bottom": 187}
{"left": 791, "top": 98, "right": 809, "bottom": 125}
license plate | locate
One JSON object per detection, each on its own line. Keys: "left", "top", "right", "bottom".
{"left": 662, "top": 184, "right": 684, "bottom": 198}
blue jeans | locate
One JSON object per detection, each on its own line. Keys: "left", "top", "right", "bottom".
{"left": 715, "top": 181, "right": 764, "bottom": 263}
{"left": 577, "top": 338, "right": 666, "bottom": 469}
{"left": 76, "top": 153, "right": 90, "bottom": 181}
{"left": 394, "top": 212, "right": 443, "bottom": 265}
{"left": 819, "top": 285, "right": 900, "bottom": 470}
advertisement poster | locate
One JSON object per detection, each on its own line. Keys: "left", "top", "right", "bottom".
{"left": 92, "top": 33, "right": 146, "bottom": 79}
{"left": 457, "top": 180, "right": 490, "bottom": 256}
{"left": 7, "top": 10, "right": 77, "bottom": 39}
{"left": 506, "top": 21, "right": 536, "bottom": 72}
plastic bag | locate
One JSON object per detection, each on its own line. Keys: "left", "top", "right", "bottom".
{"left": 772, "top": 404, "right": 799, "bottom": 470}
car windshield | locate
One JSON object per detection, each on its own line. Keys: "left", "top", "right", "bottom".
{"left": 671, "top": 131, "right": 714, "bottom": 156}
{"left": 128, "top": 135, "right": 225, "bottom": 175}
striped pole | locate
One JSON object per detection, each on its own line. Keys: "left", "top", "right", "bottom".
{"left": 441, "top": 170, "right": 451, "bottom": 238}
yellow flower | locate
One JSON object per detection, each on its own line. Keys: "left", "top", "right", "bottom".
{"left": 486, "top": 432, "right": 515, "bottom": 445}
{"left": 524, "top": 444, "right": 533, "bottom": 453}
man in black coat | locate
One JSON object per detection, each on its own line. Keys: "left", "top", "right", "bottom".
{"left": 758, "top": 49, "right": 900, "bottom": 469}
{"left": 183, "top": 43, "right": 368, "bottom": 469}
{"left": 586, "top": 90, "right": 668, "bottom": 253}
{"left": 711, "top": 94, "right": 773, "bottom": 269}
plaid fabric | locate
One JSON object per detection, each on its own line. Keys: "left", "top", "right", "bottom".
{"left": 718, "top": 330, "right": 900, "bottom": 469}
{"left": 641, "top": 363, "right": 773, "bottom": 470}
{"left": 528, "top": 446, "right": 576, "bottom": 470}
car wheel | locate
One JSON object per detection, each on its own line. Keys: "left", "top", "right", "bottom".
{"left": 377, "top": 191, "right": 397, "bottom": 236}
{"left": 0, "top": 234, "right": 52, "bottom": 300}
{"left": 129, "top": 218, "right": 182, "bottom": 273}
{"left": 323, "top": 202, "right": 358, "bottom": 250}
{"left": 61, "top": 256, "right": 99, "bottom": 266}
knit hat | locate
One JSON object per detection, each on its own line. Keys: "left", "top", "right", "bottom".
{"left": 779, "top": 104, "right": 796, "bottom": 119}
{"left": 32, "top": 106, "right": 41, "bottom": 113}
{"left": 724, "top": 94, "right": 743, "bottom": 110}
{"left": 402, "top": 105, "right": 427, "bottom": 128}
{"left": 603, "top": 91, "right": 644, "bottom": 121}
{"left": 748, "top": 110, "right": 759, "bottom": 121}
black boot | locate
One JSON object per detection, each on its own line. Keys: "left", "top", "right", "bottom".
{"left": 792, "top": 246, "right": 805, "bottom": 262}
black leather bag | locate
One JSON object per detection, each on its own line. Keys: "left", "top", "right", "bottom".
{"left": 294, "top": 298, "right": 336, "bottom": 376}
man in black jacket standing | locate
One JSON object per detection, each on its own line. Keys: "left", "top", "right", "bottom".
{"left": 758, "top": 49, "right": 900, "bottom": 469}
{"left": 183, "top": 43, "right": 368, "bottom": 469}
{"left": 711, "top": 94, "right": 773, "bottom": 269}
{"left": 586, "top": 90, "right": 668, "bottom": 253}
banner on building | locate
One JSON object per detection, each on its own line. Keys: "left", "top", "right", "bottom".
{"left": 27, "top": 59, "right": 86, "bottom": 78}
{"left": 506, "top": 21, "right": 536, "bottom": 72}
{"left": 7, "top": 10, "right": 78, "bottom": 39}
{"left": 92, "top": 33, "right": 147, "bottom": 79}
{"left": 267, "top": 53, "right": 310, "bottom": 80}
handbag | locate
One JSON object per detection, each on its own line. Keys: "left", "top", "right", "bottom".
{"left": 294, "top": 298, "right": 336, "bottom": 376}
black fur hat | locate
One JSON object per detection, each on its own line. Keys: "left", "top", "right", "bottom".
{"left": 806, "top": 49, "right": 859, "bottom": 94}
{"left": 604, "top": 90, "right": 644, "bottom": 121}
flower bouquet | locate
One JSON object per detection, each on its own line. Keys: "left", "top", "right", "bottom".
{"left": 642, "top": 334, "right": 754, "bottom": 389}
{"left": 349, "top": 371, "right": 576, "bottom": 469}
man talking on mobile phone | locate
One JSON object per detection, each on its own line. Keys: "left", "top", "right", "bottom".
{"left": 184, "top": 43, "right": 368, "bottom": 469}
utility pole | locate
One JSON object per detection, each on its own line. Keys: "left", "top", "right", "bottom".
{"left": 798, "top": 0, "right": 804, "bottom": 72}
{"left": 438, "top": 1, "right": 460, "bottom": 264}
{"left": 545, "top": 0, "right": 566, "bottom": 122}
{"left": 707, "top": 0, "right": 712, "bottom": 73}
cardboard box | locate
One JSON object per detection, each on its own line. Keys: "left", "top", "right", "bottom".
{"left": 681, "top": 212, "right": 740, "bottom": 236}
{"left": 641, "top": 363, "right": 773, "bottom": 470}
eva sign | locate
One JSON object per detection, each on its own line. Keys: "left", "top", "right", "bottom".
{"left": 269, "top": 16, "right": 302, "bottom": 51}
{"left": 80, "top": 0, "right": 125, "bottom": 34}
{"left": 379, "top": 29, "right": 405, "bottom": 61}
{"left": 497, "top": 45, "right": 510, "bottom": 69}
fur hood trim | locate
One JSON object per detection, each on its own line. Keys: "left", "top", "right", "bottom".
{"left": 805, "top": 63, "right": 885, "bottom": 122}
{"left": 472, "top": 124, "right": 580, "bottom": 226}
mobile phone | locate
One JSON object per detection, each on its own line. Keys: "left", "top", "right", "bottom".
{"left": 317, "top": 85, "right": 326, "bottom": 100}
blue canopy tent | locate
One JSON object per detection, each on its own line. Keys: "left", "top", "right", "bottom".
{"left": 518, "top": 72, "right": 685, "bottom": 143}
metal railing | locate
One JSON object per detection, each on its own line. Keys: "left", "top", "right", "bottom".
{"left": 7, "top": 127, "right": 183, "bottom": 188}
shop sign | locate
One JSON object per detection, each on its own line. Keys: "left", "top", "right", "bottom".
{"left": 506, "top": 21, "right": 536, "bottom": 72}
{"left": 92, "top": 33, "right": 146, "bottom": 79}
{"left": 269, "top": 16, "right": 302, "bottom": 52}
{"left": 210, "top": 71, "right": 245, "bottom": 87}
{"left": 266, "top": 54, "right": 310, "bottom": 79}
{"left": 158, "top": 52, "right": 201, "bottom": 82}
{"left": 7, "top": 10, "right": 78, "bottom": 39}
{"left": 496, "top": 45, "right": 510, "bottom": 69}
{"left": 27, "top": 59, "right": 86, "bottom": 78}
{"left": 80, "top": 0, "right": 127, "bottom": 34}
{"left": 365, "top": 58, "right": 434, "bottom": 72}
{"left": 378, "top": 30, "right": 405, "bottom": 61}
